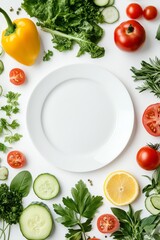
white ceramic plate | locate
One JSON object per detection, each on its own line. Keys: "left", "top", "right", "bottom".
{"left": 27, "top": 64, "right": 134, "bottom": 172}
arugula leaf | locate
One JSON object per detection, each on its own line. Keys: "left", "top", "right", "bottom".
{"left": 53, "top": 180, "right": 103, "bottom": 239}
{"left": 22, "top": 0, "right": 106, "bottom": 58}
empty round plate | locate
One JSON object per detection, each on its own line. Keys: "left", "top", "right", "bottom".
{"left": 27, "top": 64, "right": 134, "bottom": 172}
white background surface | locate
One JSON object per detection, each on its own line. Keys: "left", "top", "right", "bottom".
{"left": 0, "top": 0, "right": 160, "bottom": 239}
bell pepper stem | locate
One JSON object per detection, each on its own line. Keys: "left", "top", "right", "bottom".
{"left": 0, "top": 8, "right": 16, "bottom": 35}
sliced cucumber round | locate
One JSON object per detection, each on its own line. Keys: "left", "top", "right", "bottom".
{"left": 150, "top": 194, "right": 160, "bottom": 210}
{"left": 102, "top": 6, "right": 119, "bottom": 24}
{"left": 0, "top": 166, "right": 8, "bottom": 180}
{"left": 93, "top": 0, "right": 109, "bottom": 7}
{"left": 145, "top": 195, "right": 160, "bottom": 215}
{"left": 33, "top": 173, "right": 60, "bottom": 200}
{"left": 19, "top": 202, "right": 53, "bottom": 240}
{"left": 107, "top": 0, "right": 115, "bottom": 6}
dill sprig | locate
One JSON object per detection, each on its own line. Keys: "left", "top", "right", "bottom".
{"left": 130, "top": 57, "right": 160, "bottom": 98}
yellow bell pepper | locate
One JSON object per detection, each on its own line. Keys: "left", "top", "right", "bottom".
{"left": 0, "top": 8, "right": 40, "bottom": 66}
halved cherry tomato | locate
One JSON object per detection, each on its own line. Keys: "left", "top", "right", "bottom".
{"left": 126, "top": 3, "right": 143, "bottom": 19}
{"left": 142, "top": 103, "right": 160, "bottom": 136}
{"left": 114, "top": 20, "right": 146, "bottom": 51}
{"left": 9, "top": 68, "right": 26, "bottom": 85}
{"left": 136, "top": 144, "right": 160, "bottom": 170}
{"left": 7, "top": 150, "right": 26, "bottom": 168}
{"left": 97, "top": 214, "right": 119, "bottom": 234}
{"left": 143, "top": 6, "right": 158, "bottom": 20}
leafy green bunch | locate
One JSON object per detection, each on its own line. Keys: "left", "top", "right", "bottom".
{"left": 0, "top": 171, "right": 32, "bottom": 240}
{"left": 0, "top": 89, "right": 22, "bottom": 152}
{"left": 22, "top": 0, "right": 105, "bottom": 58}
{"left": 111, "top": 205, "right": 160, "bottom": 240}
{"left": 53, "top": 180, "right": 103, "bottom": 240}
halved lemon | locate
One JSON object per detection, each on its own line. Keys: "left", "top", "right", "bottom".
{"left": 103, "top": 170, "right": 139, "bottom": 206}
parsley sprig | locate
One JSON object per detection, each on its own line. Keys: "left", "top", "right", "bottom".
{"left": 0, "top": 87, "right": 22, "bottom": 152}
{"left": 131, "top": 57, "right": 160, "bottom": 98}
{"left": 53, "top": 180, "right": 103, "bottom": 240}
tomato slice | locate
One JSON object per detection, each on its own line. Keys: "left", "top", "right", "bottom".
{"left": 97, "top": 214, "right": 119, "bottom": 233}
{"left": 142, "top": 103, "right": 160, "bottom": 136}
{"left": 7, "top": 150, "right": 26, "bottom": 168}
{"left": 9, "top": 68, "right": 26, "bottom": 85}
{"left": 89, "top": 238, "right": 100, "bottom": 240}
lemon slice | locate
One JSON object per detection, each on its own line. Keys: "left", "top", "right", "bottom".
{"left": 103, "top": 170, "right": 139, "bottom": 206}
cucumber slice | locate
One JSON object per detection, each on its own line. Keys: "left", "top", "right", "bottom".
{"left": 93, "top": 0, "right": 109, "bottom": 7}
{"left": 19, "top": 202, "right": 53, "bottom": 240}
{"left": 150, "top": 195, "right": 160, "bottom": 210}
{"left": 107, "top": 0, "right": 115, "bottom": 6}
{"left": 102, "top": 6, "right": 119, "bottom": 24}
{"left": 0, "top": 166, "right": 8, "bottom": 180}
{"left": 33, "top": 173, "right": 60, "bottom": 200}
{"left": 145, "top": 195, "right": 160, "bottom": 215}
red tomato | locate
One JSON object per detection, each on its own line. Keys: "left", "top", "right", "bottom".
{"left": 143, "top": 6, "right": 158, "bottom": 20}
{"left": 114, "top": 20, "right": 146, "bottom": 51}
{"left": 126, "top": 3, "right": 143, "bottom": 19}
{"left": 97, "top": 214, "right": 119, "bottom": 234}
{"left": 142, "top": 103, "right": 160, "bottom": 136}
{"left": 7, "top": 151, "right": 26, "bottom": 168}
{"left": 89, "top": 238, "right": 100, "bottom": 240}
{"left": 136, "top": 145, "right": 160, "bottom": 170}
{"left": 9, "top": 68, "right": 26, "bottom": 85}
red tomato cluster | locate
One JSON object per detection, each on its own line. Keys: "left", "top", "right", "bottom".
{"left": 126, "top": 3, "right": 158, "bottom": 20}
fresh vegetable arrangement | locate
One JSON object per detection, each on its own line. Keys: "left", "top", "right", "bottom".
{"left": 0, "top": 171, "right": 32, "bottom": 240}
{"left": 21, "top": 0, "right": 119, "bottom": 58}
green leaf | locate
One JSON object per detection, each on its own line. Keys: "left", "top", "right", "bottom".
{"left": 0, "top": 142, "right": 8, "bottom": 152}
{"left": 156, "top": 25, "right": 160, "bottom": 40}
{"left": 111, "top": 207, "right": 131, "bottom": 223}
{"left": 82, "top": 195, "right": 103, "bottom": 218}
{"left": 4, "top": 133, "right": 23, "bottom": 144}
{"left": 43, "top": 50, "right": 53, "bottom": 61}
{"left": 10, "top": 171, "right": 32, "bottom": 197}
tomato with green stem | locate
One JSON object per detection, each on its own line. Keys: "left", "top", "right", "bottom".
{"left": 114, "top": 20, "right": 146, "bottom": 51}
{"left": 136, "top": 144, "right": 160, "bottom": 170}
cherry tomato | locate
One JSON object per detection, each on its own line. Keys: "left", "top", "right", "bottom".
{"left": 136, "top": 145, "right": 160, "bottom": 170}
{"left": 114, "top": 20, "right": 146, "bottom": 51}
{"left": 126, "top": 3, "right": 143, "bottom": 19}
{"left": 97, "top": 214, "right": 119, "bottom": 234}
{"left": 7, "top": 150, "right": 26, "bottom": 168}
{"left": 143, "top": 6, "right": 158, "bottom": 20}
{"left": 142, "top": 103, "right": 160, "bottom": 136}
{"left": 89, "top": 238, "right": 100, "bottom": 240}
{"left": 9, "top": 68, "right": 26, "bottom": 85}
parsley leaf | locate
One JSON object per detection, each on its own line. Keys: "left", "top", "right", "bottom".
{"left": 43, "top": 50, "right": 53, "bottom": 61}
{"left": 4, "top": 133, "right": 23, "bottom": 144}
{"left": 0, "top": 142, "right": 9, "bottom": 152}
{"left": 53, "top": 180, "right": 103, "bottom": 239}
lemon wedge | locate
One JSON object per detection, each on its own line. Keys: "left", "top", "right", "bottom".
{"left": 103, "top": 170, "right": 139, "bottom": 206}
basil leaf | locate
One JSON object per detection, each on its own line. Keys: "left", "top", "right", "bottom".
{"left": 10, "top": 170, "right": 32, "bottom": 197}
{"left": 111, "top": 207, "right": 131, "bottom": 222}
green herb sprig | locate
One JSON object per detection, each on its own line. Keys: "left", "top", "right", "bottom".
{"left": 131, "top": 57, "right": 160, "bottom": 98}
{"left": 0, "top": 87, "right": 22, "bottom": 152}
{"left": 0, "top": 171, "right": 32, "bottom": 240}
{"left": 43, "top": 50, "right": 53, "bottom": 61}
{"left": 53, "top": 180, "right": 103, "bottom": 240}
{"left": 111, "top": 205, "right": 160, "bottom": 240}
{"left": 142, "top": 166, "right": 160, "bottom": 197}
